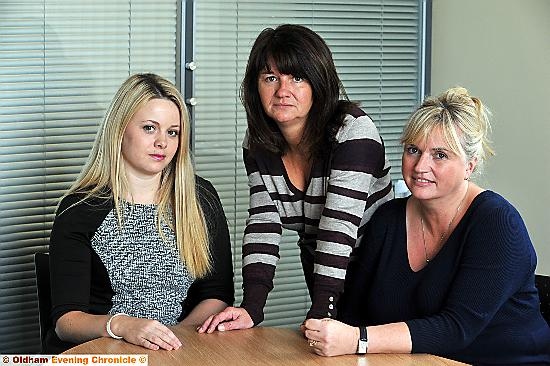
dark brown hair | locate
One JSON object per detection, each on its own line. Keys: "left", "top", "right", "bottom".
{"left": 241, "top": 24, "right": 356, "bottom": 158}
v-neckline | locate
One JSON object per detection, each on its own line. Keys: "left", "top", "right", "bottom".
{"left": 279, "top": 154, "right": 313, "bottom": 196}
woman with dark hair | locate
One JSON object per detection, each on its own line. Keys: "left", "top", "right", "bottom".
{"left": 199, "top": 24, "right": 393, "bottom": 332}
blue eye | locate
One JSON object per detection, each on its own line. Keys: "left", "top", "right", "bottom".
{"left": 406, "top": 145, "right": 419, "bottom": 154}
{"left": 434, "top": 151, "right": 448, "bottom": 159}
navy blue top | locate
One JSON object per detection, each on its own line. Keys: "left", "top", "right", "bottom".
{"left": 339, "top": 191, "right": 550, "bottom": 365}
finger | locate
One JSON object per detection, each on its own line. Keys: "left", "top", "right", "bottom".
{"left": 162, "top": 330, "right": 182, "bottom": 349}
{"left": 304, "top": 328, "right": 324, "bottom": 342}
{"left": 304, "top": 318, "right": 323, "bottom": 331}
{"left": 146, "top": 332, "right": 179, "bottom": 351}
{"left": 160, "top": 325, "right": 182, "bottom": 347}
{"left": 197, "top": 315, "right": 214, "bottom": 333}
{"left": 140, "top": 338, "right": 160, "bottom": 351}
{"left": 206, "top": 311, "right": 233, "bottom": 333}
{"left": 217, "top": 319, "right": 242, "bottom": 331}
{"left": 142, "top": 325, "right": 181, "bottom": 350}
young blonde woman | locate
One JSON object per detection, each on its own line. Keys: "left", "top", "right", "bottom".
{"left": 47, "top": 73, "right": 234, "bottom": 353}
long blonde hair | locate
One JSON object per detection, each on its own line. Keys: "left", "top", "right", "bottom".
{"left": 61, "top": 73, "right": 211, "bottom": 278}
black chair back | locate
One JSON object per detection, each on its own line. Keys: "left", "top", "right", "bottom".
{"left": 535, "top": 274, "right": 550, "bottom": 326}
{"left": 34, "top": 252, "right": 52, "bottom": 353}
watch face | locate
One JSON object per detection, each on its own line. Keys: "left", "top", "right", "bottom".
{"left": 358, "top": 340, "right": 367, "bottom": 354}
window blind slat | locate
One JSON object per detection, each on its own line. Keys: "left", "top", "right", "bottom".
{"left": 0, "top": 0, "right": 178, "bottom": 353}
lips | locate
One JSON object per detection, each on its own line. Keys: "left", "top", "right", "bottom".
{"left": 413, "top": 176, "right": 436, "bottom": 185}
{"left": 150, "top": 154, "right": 166, "bottom": 161}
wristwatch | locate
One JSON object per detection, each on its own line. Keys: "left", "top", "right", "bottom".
{"left": 357, "top": 326, "right": 368, "bottom": 354}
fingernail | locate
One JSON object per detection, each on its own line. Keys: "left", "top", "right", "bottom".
{"left": 218, "top": 324, "right": 225, "bottom": 332}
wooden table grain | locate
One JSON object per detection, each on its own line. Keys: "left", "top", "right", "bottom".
{"left": 63, "top": 326, "right": 468, "bottom": 366}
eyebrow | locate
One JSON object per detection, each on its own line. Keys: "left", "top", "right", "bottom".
{"left": 144, "top": 119, "right": 180, "bottom": 128}
{"left": 407, "top": 144, "right": 452, "bottom": 152}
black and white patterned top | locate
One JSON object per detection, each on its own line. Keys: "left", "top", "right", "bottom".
{"left": 92, "top": 202, "right": 193, "bottom": 325}
{"left": 47, "top": 176, "right": 234, "bottom": 353}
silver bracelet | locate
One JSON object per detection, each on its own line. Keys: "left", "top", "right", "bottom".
{"left": 106, "top": 313, "right": 126, "bottom": 339}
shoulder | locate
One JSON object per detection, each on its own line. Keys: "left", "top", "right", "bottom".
{"left": 469, "top": 190, "right": 523, "bottom": 221}
{"left": 362, "top": 198, "right": 406, "bottom": 232}
{"left": 467, "top": 190, "right": 532, "bottom": 248}
{"left": 51, "top": 193, "right": 113, "bottom": 241}
{"left": 195, "top": 175, "right": 224, "bottom": 214}
{"left": 196, "top": 175, "right": 216, "bottom": 196}
{"left": 335, "top": 106, "right": 382, "bottom": 144}
{"left": 56, "top": 193, "right": 112, "bottom": 219}
{"left": 374, "top": 198, "right": 406, "bottom": 220}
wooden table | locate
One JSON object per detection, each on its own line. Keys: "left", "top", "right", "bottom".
{"left": 63, "top": 326, "right": 468, "bottom": 366}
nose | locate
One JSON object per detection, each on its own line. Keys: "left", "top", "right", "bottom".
{"left": 155, "top": 135, "right": 167, "bottom": 149}
{"left": 275, "top": 77, "right": 291, "bottom": 98}
{"left": 414, "top": 152, "right": 431, "bottom": 173}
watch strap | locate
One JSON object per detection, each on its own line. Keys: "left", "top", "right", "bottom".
{"left": 357, "top": 326, "right": 368, "bottom": 354}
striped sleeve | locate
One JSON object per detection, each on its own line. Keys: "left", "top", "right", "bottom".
{"left": 308, "top": 111, "right": 393, "bottom": 319}
{"left": 240, "top": 146, "right": 283, "bottom": 325}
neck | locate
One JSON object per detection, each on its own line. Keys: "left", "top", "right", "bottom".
{"left": 278, "top": 122, "right": 306, "bottom": 152}
{"left": 412, "top": 181, "right": 473, "bottom": 265}
{"left": 418, "top": 181, "right": 470, "bottom": 222}
{"left": 125, "top": 172, "right": 162, "bottom": 204}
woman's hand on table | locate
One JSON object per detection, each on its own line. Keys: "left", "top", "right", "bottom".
{"left": 303, "top": 318, "right": 359, "bottom": 357}
{"left": 197, "top": 306, "right": 254, "bottom": 333}
{"left": 111, "top": 315, "right": 182, "bottom": 351}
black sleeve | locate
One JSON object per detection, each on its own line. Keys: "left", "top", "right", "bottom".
{"left": 49, "top": 195, "right": 113, "bottom": 325}
{"left": 181, "top": 176, "right": 235, "bottom": 316}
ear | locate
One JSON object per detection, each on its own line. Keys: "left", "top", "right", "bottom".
{"left": 465, "top": 157, "right": 478, "bottom": 180}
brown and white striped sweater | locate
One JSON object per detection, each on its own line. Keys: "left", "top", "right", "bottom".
{"left": 240, "top": 107, "right": 393, "bottom": 324}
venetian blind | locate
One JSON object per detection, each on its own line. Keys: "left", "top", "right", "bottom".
{"left": 0, "top": 0, "right": 177, "bottom": 353}
{"left": 192, "top": 0, "right": 425, "bottom": 327}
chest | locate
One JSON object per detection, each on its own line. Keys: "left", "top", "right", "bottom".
{"left": 90, "top": 206, "right": 192, "bottom": 294}
{"left": 281, "top": 153, "right": 312, "bottom": 192}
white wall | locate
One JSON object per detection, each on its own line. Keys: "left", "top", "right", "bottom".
{"left": 430, "top": 0, "right": 550, "bottom": 274}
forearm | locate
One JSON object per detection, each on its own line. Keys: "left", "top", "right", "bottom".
{"left": 305, "top": 319, "right": 412, "bottom": 357}
{"left": 55, "top": 311, "right": 111, "bottom": 343}
{"left": 179, "top": 299, "right": 228, "bottom": 327}
{"left": 366, "top": 322, "right": 412, "bottom": 354}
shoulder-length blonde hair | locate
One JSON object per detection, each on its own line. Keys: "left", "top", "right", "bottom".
{"left": 61, "top": 73, "right": 211, "bottom": 278}
{"left": 401, "top": 86, "right": 494, "bottom": 174}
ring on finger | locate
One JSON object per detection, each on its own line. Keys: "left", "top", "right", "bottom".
{"left": 308, "top": 339, "right": 319, "bottom": 347}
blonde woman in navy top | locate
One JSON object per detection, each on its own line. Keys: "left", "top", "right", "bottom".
{"left": 303, "top": 87, "right": 550, "bottom": 365}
